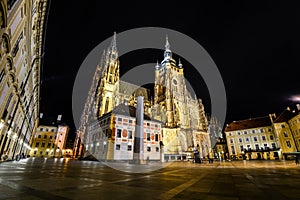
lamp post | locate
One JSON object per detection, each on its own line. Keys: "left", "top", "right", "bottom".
{"left": 0, "top": 55, "right": 43, "bottom": 158}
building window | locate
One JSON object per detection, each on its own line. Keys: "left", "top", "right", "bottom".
{"left": 244, "top": 131, "right": 248, "bottom": 134}
{"left": 34, "top": 151, "right": 37, "bottom": 155}
{"left": 252, "top": 130, "right": 255, "bottom": 134}
{"left": 147, "top": 133, "right": 151, "bottom": 141}
{"left": 231, "top": 146, "right": 235, "bottom": 154}
{"left": 44, "top": 135, "right": 47, "bottom": 139}
{"left": 270, "top": 135, "right": 274, "bottom": 140}
{"left": 51, "top": 129, "right": 55, "bottom": 132}
{"left": 262, "top": 136, "right": 266, "bottom": 141}
{"left": 237, "top": 132, "right": 241, "bottom": 135}
{"left": 116, "top": 129, "right": 121, "bottom": 138}
{"left": 271, "top": 143, "right": 276, "bottom": 149}
{"left": 247, "top": 145, "right": 251, "bottom": 149}
{"left": 46, "top": 128, "right": 49, "bottom": 132}
{"left": 116, "top": 144, "right": 120, "bottom": 150}
{"left": 229, "top": 132, "right": 232, "bottom": 136}
{"left": 230, "top": 139, "right": 233, "bottom": 143}
{"left": 239, "top": 138, "right": 242, "bottom": 143}
{"left": 41, "top": 143, "right": 45, "bottom": 147}
{"left": 49, "top": 136, "right": 52, "bottom": 139}
{"left": 245, "top": 138, "right": 249, "bottom": 142}
{"left": 47, "top": 143, "right": 51, "bottom": 148}
{"left": 127, "top": 145, "right": 132, "bottom": 151}
{"left": 255, "top": 144, "right": 259, "bottom": 150}
{"left": 260, "top": 129, "right": 264, "bottom": 133}
{"left": 286, "top": 141, "right": 291, "bottom": 148}
{"left": 283, "top": 132, "right": 288, "bottom": 137}
{"left": 264, "top": 144, "right": 268, "bottom": 147}
{"left": 35, "top": 142, "right": 39, "bottom": 147}
{"left": 129, "top": 120, "right": 133, "bottom": 124}
{"left": 281, "top": 124, "right": 285, "bottom": 128}
{"left": 268, "top": 128, "right": 272, "bottom": 132}
{"left": 253, "top": 137, "right": 258, "bottom": 142}
{"left": 38, "top": 135, "right": 41, "bottom": 138}
{"left": 156, "top": 147, "right": 159, "bottom": 152}
{"left": 147, "top": 146, "right": 151, "bottom": 152}
{"left": 155, "top": 134, "right": 159, "bottom": 142}
{"left": 118, "top": 118, "right": 122, "bottom": 122}
{"left": 128, "top": 131, "right": 132, "bottom": 139}
{"left": 40, "top": 128, "right": 43, "bottom": 131}
{"left": 240, "top": 145, "right": 243, "bottom": 151}
{"left": 52, "top": 144, "right": 54, "bottom": 148}
{"left": 147, "top": 123, "right": 150, "bottom": 126}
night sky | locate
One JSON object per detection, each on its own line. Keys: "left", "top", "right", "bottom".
{"left": 40, "top": 1, "right": 300, "bottom": 140}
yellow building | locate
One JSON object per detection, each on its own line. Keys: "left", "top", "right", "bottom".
{"left": 225, "top": 107, "right": 300, "bottom": 160}
{"left": 0, "top": 0, "right": 49, "bottom": 160}
{"left": 288, "top": 106, "right": 300, "bottom": 152}
{"left": 29, "top": 125, "right": 69, "bottom": 158}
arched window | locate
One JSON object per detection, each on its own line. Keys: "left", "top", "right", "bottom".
{"left": 104, "top": 97, "right": 110, "bottom": 113}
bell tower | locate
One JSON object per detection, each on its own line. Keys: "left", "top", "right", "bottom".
{"left": 97, "top": 32, "right": 120, "bottom": 117}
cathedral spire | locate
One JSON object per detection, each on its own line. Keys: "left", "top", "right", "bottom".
{"left": 178, "top": 58, "right": 183, "bottom": 68}
{"left": 111, "top": 32, "right": 117, "bottom": 52}
{"left": 164, "top": 34, "right": 172, "bottom": 58}
{"left": 165, "top": 34, "right": 170, "bottom": 51}
{"left": 155, "top": 60, "right": 160, "bottom": 70}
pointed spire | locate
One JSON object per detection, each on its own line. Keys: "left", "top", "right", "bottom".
{"left": 111, "top": 32, "right": 117, "bottom": 52}
{"left": 99, "top": 49, "right": 106, "bottom": 67}
{"left": 155, "top": 60, "right": 160, "bottom": 69}
{"left": 165, "top": 34, "right": 170, "bottom": 50}
{"left": 178, "top": 58, "right": 183, "bottom": 68}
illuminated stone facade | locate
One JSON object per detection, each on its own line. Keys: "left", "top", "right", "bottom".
{"left": 225, "top": 107, "right": 300, "bottom": 160}
{"left": 0, "top": 0, "right": 48, "bottom": 160}
{"left": 29, "top": 125, "right": 69, "bottom": 158}
{"left": 74, "top": 33, "right": 210, "bottom": 160}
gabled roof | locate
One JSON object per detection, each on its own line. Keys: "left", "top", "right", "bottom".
{"left": 273, "top": 109, "right": 298, "bottom": 123}
{"left": 100, "top": 103, "right": 162, "bottom": 123}
{"left": 225, "top": 116, "right": 272, "bottom": 132}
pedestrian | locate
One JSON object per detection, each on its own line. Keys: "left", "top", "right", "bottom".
{"left": 295, "top": 155, "right": 299, "bottom": 165}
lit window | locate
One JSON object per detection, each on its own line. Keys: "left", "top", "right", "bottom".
{"left": 128, "top": 131, "right": 132, "bottom": 139}
{"left": 116, "top": 144, "right": 120, "bottom": 150}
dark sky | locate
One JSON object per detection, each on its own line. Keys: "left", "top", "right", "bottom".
{"left": 40, "top": 1, "right": 300, "bottom": 139}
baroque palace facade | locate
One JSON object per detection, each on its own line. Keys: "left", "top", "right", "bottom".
{"left": 0, "top": 0, "right": 48, "bottom": 160}
{"left": 225, "top": 106, "right": 300, "bottom": 160}
{"left": 74, "top": 33, "right": 211, "bottom": 160}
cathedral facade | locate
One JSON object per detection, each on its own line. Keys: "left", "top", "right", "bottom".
{"left": 74, "top": 33, "right": 211, "bottom": 160}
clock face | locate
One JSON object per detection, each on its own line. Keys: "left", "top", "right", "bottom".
{"left": 173, "top": 79, "right": 177, "bottom": 85}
